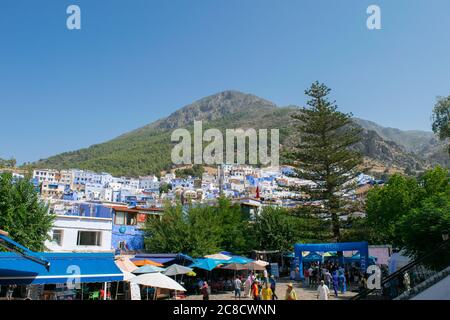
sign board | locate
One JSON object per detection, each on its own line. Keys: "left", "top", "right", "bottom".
{"left": 270, "top": 263, "right": 279, "bottom": 278}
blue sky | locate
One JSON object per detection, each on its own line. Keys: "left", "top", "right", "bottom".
{"left": 1, "top": 0, "right": 450, "bottom": 164}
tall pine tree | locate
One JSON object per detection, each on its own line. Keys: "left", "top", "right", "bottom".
{"left": 289, "top": 82, "right": 363, "bottom": 241}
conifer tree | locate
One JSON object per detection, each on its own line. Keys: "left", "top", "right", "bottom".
{"left": 289, "top": 82, "right": 363, "bottom": 241}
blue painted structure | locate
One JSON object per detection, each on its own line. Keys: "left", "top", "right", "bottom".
{"left": 111, "top": 224, "right": 144, "bottom": 252}
{"left": 294, "top": 242, "right": 370, "bottom": 279}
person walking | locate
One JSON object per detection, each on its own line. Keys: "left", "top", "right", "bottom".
{"left": 332, "top": 271, "right": 339, "bottom": 297}
{"left": 201, "top": 282, "right": 210, "bottom": 301}
{"left": 234, "top": 276, "right": 242, "bottom": 300}
{"left": 263, "top": 268, "right": 269, "bottom": 284}
{"left": 285, "top": 283, "right": 297, "bottom": 301}
{"left": 6, "top": 284, "right": 16, "bottom": 300}
{"left": 269, "top": 275, "right": 278, "bottom": 300}
{"left": 261, "top": 282, "right": 273, "bottom": 301}
{"left": 243, "top": 274, "right": 252, "bottom": 297}
{"left": 303, "top": 267, "right": 309, "bottom": 287}
{"left": 251, "top": 280, "right": 260, "bottom": 301}
{"left": 324, "top": 269, "right": 332, "bottom": 288}
{"left": 317, "top": 280, "right": 330, "bottom": 300}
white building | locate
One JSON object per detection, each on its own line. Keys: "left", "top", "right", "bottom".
{"left": 46, "top": 215, "right": 113, "bottom": 253}
{"left": 33, "top": 169, "right": 59, "bottom": 183}
{"left": 139, "top": 175, "right": 159, "bottom": 190}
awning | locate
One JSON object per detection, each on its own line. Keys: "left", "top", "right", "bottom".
{"left": 0, "top": 252, "right": 124, "bottom": 285}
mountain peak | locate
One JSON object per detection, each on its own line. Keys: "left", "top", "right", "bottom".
{"left": 155, "top": 90, "right": 277, "bottom": 129}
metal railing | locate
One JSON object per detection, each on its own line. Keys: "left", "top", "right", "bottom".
{"left": 351, "top": 239, "right": 450, "bottom": 300}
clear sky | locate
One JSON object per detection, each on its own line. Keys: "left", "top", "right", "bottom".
{"left": 1, "top": 0, "right": 450, "bottom": 164}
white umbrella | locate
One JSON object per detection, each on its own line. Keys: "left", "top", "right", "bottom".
{"left": 123, "top": 271, "right": 136, "bottom": 281}
{"left": 205, "top": 253, "right": 232, "bottom": 260}
{"left": 164, "top": 264, "right": 193, "bottom": 276}
{"left": 221, "top": 263, "right": 249, "bottom": 271}
{"left": 129, "top": 272, "right": 186, "bottom": 291}
{"left": 254, "top": 260, "right": 269, "bottom": 266}
{"left": 245, "top": 261, "right": 267, "bottom": 271}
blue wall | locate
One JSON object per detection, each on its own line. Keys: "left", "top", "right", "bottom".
{"left": 111, "top": 225, "right": 145, "bottom": 252}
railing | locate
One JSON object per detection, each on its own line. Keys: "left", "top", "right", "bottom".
{"left": 351, "top": 239, "right": 450, "bottom": 300}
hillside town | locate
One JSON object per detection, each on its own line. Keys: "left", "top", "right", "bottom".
{"left": 1, "top": 165, "right": 383, "bottom": 254}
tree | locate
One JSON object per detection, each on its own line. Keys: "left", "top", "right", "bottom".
{"left": 253, "top": 207, "right": 298, "bottom": 252}
{"left": 398, "top": 193, "right": 450, "bottom": 270}
{"left": 288, "top": 82, "right": 363, "bottom": 241}
{"left": 432, "top": 95, "right": 450, "bottom": 155}
{"left": 252, "top": 206, "right": 333, "bottom": 252}
{"left": 144, "top": 199, "right": 250, "bottom": 256}
{"left": 366, "top": 174, "right": 422, "bottom": 245}
{"left": 366, "top": 167, "right": 450, "bottom": 269}
{"left": 215, "top": 197, "right": 252, "bottom": 255}
{"left": 144, "top": 203, "right": 190, "bottom": 254}
{"left": 0, "top": 172, "right": 54, "bottom": 251}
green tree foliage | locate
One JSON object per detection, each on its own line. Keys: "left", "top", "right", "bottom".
{"left": 144, "top": 198, "right": 250, "bottom": 256}
{"left": 175, "top": 165, "right": 204, "bottom": 179}
{"left": 366, "top": 167, "right": 450, "bottom": 269}
{"left": 288, "top": 82, "right": 363, "bottom": 241}
{"left": 0, "top": 158, "right": 17, "bottom": 168}
{"left": 366, "top": 174, "right": 422, "bottom": 245}
{"left": 159, "top": 182, "right": 172, "bottom": 194}
{"left": 432, "top": 95, "right": 450, "bottom": 155}
{"left": 252, "top": 206, "right": 333, "bottom": 252}
{"left": 0, "top": 173, "right": 54, "bottom": 251}
{"left": 398, "top": 194, "right": 450, "bottom": 270}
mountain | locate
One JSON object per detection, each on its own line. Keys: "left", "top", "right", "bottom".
{"left": 32, "top": 91, "right": 448, "bottom": 177}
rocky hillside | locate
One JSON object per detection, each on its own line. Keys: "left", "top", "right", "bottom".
{"left": 32, "top": 91, "right": 448, "bottom": 176}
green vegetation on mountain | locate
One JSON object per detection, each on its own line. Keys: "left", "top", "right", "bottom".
{"left": 0, "top": 158, "right": 16, "bottom": 168}
{"left": 31, "top": 90, "right": 447, "bottom": 177}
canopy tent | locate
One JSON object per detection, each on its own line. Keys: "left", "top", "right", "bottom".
{"left": 0, "top": 252, "right": 123, "bottom": 285}
{"left": 221, "top": 263, "right": 249, "bottom": 271}
{"left": 115, "top": 256, "right": 138, "bottom": 272}
{"left": 244, "top": 260, "right": 268, "bottom": 271}
{"left": 225, "top": 256, "right": 254, "bottom": 264}
{"left": 133, "top": 253, "right": 194, "bottom": 266}
{"left": 345, "top": 253, "right": 377, "bottom": 264}
{"left": 205, "top": 253, "right": 232, "bottom": 260}
{"left": 322, "top": 252, "right": 338, "bottom": 257}
{"left": 122, "top": 271, "right": 136, "bottom": 281}
{"left": 133, "top": 265, "right": 166, "bottom": 274}
{"left": 128, "top": 272, "right": 186, "bottom": 291}
{"left": 132, "top": 259, "right": 164, "bottom": 267}
{"left": 302, "top": 252, "right": 323, "bottom": 263}
{"left": 189, "top": 258, "right": 227, "bottom": 271}
{"left": 164, "top": 264, "right": 193, "bottom": 276}
{"left": 294, "top": 242, "right": 370, "bottom": 278}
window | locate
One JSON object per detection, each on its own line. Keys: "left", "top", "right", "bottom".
{"left": 52, "top": 230, "right": 63, "bottom": 246}
{"left": 115, "top": 211, "right": 126, "bottom": 225}
{"left": 77, "top": 231, "right": 101, "bottom": 246}
{"left": 115, "top": 211, "right": 137, "bottom": 226}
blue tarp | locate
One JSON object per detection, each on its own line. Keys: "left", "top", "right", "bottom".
{"left": 225, "top": 256, "right": 254, "bottom": 264}
{"left": 189, "top": 258, "right": 227, "bottom": 271}
{"left": 0, "top": 252, "right": 123, "bottom": 285}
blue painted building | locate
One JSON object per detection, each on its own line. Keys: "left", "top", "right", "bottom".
{"left": 108, "top": 205, "right": 163, "bottom": 253}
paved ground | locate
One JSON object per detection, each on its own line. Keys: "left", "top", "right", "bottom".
{"left": 185, "top": 279, "right": 358, "bottom": 300}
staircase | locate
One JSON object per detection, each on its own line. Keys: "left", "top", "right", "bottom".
{"left": 351, "top": 240, "right": 450, "bottom": 300}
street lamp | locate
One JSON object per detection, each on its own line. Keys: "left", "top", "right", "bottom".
{"left": 442, "top": 230, "right": 449, "bottom": 242}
